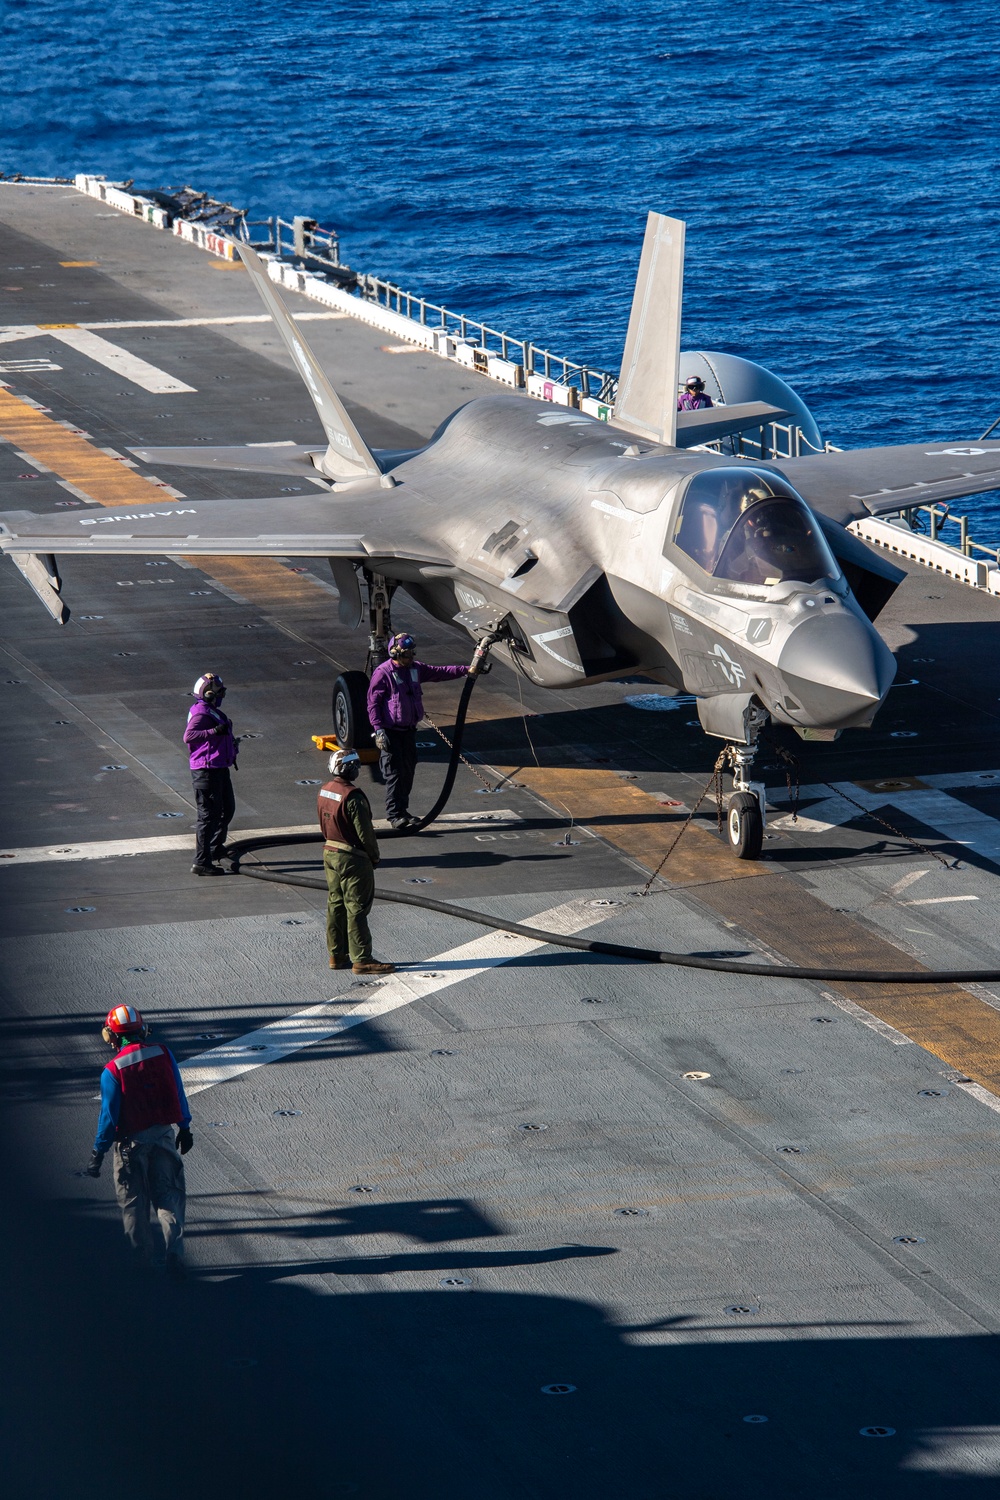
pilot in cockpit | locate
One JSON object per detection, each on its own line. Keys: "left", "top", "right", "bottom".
{"left": 718, "top": 491, "right": 826, "bottom": 587}
{"left": 672, "top": 469, "right": 835, "bottom": 588}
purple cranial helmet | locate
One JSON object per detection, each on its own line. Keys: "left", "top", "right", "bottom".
{"left": 388, "top": 634, "right": 416, "bottom": 660}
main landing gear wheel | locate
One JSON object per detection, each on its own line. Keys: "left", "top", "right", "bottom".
{"left": 727, "top": 792, "right": 763, "bottom": 861}
{"left": 333, "top": 671, "right": 373, "bottom": 752}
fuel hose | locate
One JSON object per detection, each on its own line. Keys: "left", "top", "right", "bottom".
{"left": 229, "top": 837, "right": 1000, "bottom": 986}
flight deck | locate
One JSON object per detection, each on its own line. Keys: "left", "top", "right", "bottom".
{"left": 3, "top": 182, "right": 1000, "bottom": 1497}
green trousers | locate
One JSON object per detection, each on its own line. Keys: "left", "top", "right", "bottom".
{"left": 324, "top": 847, "right": 375, "bottom": 963}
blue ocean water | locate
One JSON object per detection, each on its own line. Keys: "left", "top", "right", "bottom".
{"left": 3, "top": 1, "right": 999, "bottom": 533}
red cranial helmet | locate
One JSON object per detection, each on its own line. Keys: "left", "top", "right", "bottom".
{"left": 102, "top": 1004, "right": 148, "bottom": 1046}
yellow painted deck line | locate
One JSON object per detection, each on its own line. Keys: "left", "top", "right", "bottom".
{"left": 694, "top": 872, "right": 1000, "bottom": 1095}
{"left": 487, "top": 763, "right": 1000, "bottom": 1097}
{"left": 510, "top": 766, "right": 765, "bottom": 884}
{"left": 0, "top": 387, "right": 178, "bottom": 506}
{"left": 0, "top": 387, "right": 340, "bottom": 607}
{"left": 204, "top": 556, "right": 341, "bottom": 611}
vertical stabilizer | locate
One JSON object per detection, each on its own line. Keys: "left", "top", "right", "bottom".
{"left": 610, "top": 212, "right": 685, "bottom": 448}
{"left": 234, "top": 242, "right": 382, "bottom": 480}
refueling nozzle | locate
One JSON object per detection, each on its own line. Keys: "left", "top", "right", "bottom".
{"left": 469, "top": 628, "right": 503, "bottom": 677}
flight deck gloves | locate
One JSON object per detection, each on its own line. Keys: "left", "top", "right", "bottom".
{"left": 374, "top": 730, "right": 390, "bottom": 753}
{"left": 84, "top": 1150, "right": 104, "bottom": 1178}
{"left": 176, "top": 1127, "right": 194, "bottom": 1155}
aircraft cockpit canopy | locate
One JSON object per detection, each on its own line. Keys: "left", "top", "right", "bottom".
{"left": 670, "top": 468, "right": 839, "bottom": 587}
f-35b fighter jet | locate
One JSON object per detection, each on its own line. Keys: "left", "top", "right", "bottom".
{"left": 4, "top": 215, "right": 1000, "bottom": 858}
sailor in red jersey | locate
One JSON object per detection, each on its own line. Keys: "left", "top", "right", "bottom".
{"left": 85, "top": 1004, "right": 193, "bottom": 1272}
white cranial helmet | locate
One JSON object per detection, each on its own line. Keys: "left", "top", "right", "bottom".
{"left": 193, "top": 673, "right": 226, "bottom": 702}
{"left": 329, "top": 748, "right": 361, "bottom": 778}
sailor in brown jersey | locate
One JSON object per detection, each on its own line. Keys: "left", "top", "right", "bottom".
{"left": 317, "top": 748, "right": 395, "bottom": 975}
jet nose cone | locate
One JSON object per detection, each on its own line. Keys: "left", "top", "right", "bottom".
{"left": 776, "top": 610, "right": 895, "bottom": 727}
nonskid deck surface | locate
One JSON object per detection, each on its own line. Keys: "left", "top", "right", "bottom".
{"left": 4, "top": 184, "right": 1000, "bottom": 1496}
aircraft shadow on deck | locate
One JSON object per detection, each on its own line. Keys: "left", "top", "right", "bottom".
{"left": 9, "top": 1184, "right": 1000, "bottom": 1498}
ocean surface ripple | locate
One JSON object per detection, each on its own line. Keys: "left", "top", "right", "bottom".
{"left": 2, "top": 0, "right": 999, "bottom": 534}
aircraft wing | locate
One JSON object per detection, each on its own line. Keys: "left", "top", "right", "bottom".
{"left": 0, "top": 492, "right": 448, "bottom": 623}
{"left": 0, "top": 492, "right": 445, "bottom": 561}
{"left": 776, "top": 442, "right": 1000, "bottom": 525}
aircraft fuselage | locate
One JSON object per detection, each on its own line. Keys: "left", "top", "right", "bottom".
{"left": 371, "top": 395, "right": 897, "bottom": 736}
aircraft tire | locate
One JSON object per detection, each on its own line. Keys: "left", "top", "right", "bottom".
{"left": 332, "top": 671, "right": 373, "bottom": 751}
{"left": 727, "top": 792, "right": 763, "bottom": 861}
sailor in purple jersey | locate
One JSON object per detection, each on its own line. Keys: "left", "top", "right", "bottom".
{"left": 367, "top": 634, "right": 469, "bottom": 828}
{"left": 677, "top": 375, "right": 714, "bottom": 411}
{"left": 183, "top": 672, "right": 239, "bottom": 874}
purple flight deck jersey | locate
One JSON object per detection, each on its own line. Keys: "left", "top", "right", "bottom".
{"left": 184, "top": 700, "right": 237, "bottom": 770}
{"left": 367, "top": 659, "right": 468, "bottom": 732}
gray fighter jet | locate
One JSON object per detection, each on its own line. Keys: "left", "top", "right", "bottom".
{"left": 4, "top": 214, "right": 1000, "bottom": 859}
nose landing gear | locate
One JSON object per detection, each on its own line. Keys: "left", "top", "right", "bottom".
{"left": 726, "top": 790, "right": 764, "bottom": 860}
{"left": 720, "top": 704, "right": 769, "bottom": 860}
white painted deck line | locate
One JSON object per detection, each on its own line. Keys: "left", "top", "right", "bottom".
{"left": 180, "top": 896, "right": 604, "bottom": 1096}
{"left": 768, "top": 811, "right": 843, "bottom": 834}
{"left": 818, "top": 993, "right": 1000, "bottom": 1117}
{"left": 790, "top": 770, "right": 1000, "bottom": 803}
{"left": 901, "top": 895, "right": 980, "bottom": 906}
{"left": 888, "top": 868, "right": 930, "bottom": 897}
{"left": 820, "top": 990, "right": 912, "bottom": 1045}
{"left": 385, "top": 809, "right": 522, "bottom": 833}
{"left": 771, "top": 778, "right": 1000, "bottom": 867}
{"left": 42, "top": 326, "right": 196, "bottom": 392}
{"left": 0, "top": 824, "right": 316, "bottom": 865}
{"left": 955, "top": 1082, "right": 1000, "bottom": 1116}
{"left": 0, "top": 810, "right": 521, "bottom": 865}
{"left": 891, "top": 789, "right": 1000, "bottom": 867}
{"left": 79, "top": 314, "right": 348, "bottom": 329}
{"left": 0, "top": 313, "right": 347, "bottom": 343}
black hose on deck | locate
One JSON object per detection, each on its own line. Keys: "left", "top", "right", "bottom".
{"left": 228, "top": 832, "right": 1000, "bottom": 985}
{"left": 233, "top": 637, "right": 998, "bottom": 984}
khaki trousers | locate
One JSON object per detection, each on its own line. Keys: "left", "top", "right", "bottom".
{"left": 324, "top": 847, "right": 375, "bottom": 963}
{"left": 113, "top": 1124, "right": 186, "bottom": 1263}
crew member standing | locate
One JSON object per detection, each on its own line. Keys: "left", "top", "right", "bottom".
{"left": 677, "top": 375, "right": 714, "bottom": 410}
{"left": 318, "top": 748, "right": 394, "bottom": 975}
{"left": 84, "top": 1004, "right": 193, "bottom": 1273}
{"left": 367, "top": 633, "right": 469, "bottom": 829}
{"left": 184, "top": 672, "right": 238, "bottom": 876}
